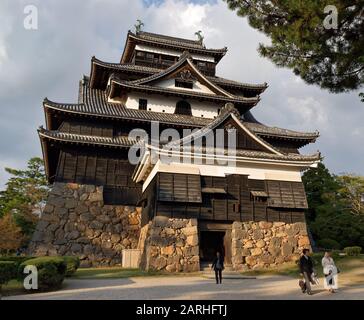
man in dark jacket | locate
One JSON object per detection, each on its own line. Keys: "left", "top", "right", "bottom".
{"left": 299, "top": 248, "right": 314, "bottom": 295}
{"left": 211, "top": 251, "right": 224, "bottom": 284}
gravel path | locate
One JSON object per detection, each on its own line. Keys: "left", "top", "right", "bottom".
{"left": 5, "top": 275, "right": 364, "bottom": 300}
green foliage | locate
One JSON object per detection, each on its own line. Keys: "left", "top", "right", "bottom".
{"left": 336, "top": 175, "right": 364, "bottom": 215}
{"left": 316, "top": 238, "right": 341, "bottom": 250}
{"left": 0, "top": 261, "right": 17, "bottom": 286}
{"left": 302, "top": 163, "right": 364, "bottom": 249}
{"left": 0, "top": 256, "right": 33, "bottom": 268}
{"left": 344, "top": 246, "right": 362, "bottom": 256}
{"left": 224, "top": 0, "right": 364, "bottom": 94}
{"left": 0, "top": 157, "right": 49, "bottom": 239}
{"left": 62, "top": 256, "right": 80, "bottom": 276}
{"left": 19, "top": 257, "right": 66, "bottom": 290}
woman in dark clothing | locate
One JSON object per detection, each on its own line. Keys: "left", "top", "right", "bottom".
{"left": 211, "top": 252, "right": 224, "bottom": 284}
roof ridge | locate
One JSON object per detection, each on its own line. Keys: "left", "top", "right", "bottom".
{"left": 137, "top": 31, "right": 202, "bottom": 46}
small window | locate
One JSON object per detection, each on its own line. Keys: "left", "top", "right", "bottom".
{"left": 233, "top": 203, "right": 240, "bottom": 213}
{"left": 146, "top": 53, "right": 154, "bottom": 60}
{"left": 175, "top": 100, "right": 192, "bottom": 116}
{"left": 139, "top": 99, "right": 147, "bottom": 110}
{"left": 175, "top": 79, "right": 193, "bottom": 89}
{"left": 217, "top": 108, "right": 221, "bottom": 115}
{"left": 136, "top": 51, "right": 144, "bottom": 57}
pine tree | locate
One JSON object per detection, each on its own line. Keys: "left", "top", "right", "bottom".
{"left": 224, "top": 0, "right": 364, "bottom": 95}
{"left": 0, "top": 157, "right": 49, "bottom": 238}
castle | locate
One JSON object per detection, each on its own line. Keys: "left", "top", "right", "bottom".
{"left": 30, "top": 28, "right": 320, "bottom": 271}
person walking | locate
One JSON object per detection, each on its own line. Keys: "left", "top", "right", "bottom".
{"left": 211, "top": 251, "right": 224, "bottom": 284}
{"left": 322, "top": 252, "right": 339, "bottom": 293}
{"left": 299, "top": 248, "right": 315, "bottom": 295}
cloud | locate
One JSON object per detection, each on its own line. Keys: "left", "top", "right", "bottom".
{"left": 0, "top": 0, "right": 363, "bottom": 190}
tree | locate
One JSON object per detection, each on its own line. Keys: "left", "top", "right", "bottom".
{"left": 302, "top": 162, "right": 340, "bottom": 222}
{"left": 336, "top": 174, "right": 364, "bottom": 215}
{"left": 0, "top": 213, "right": 25, "bottom": 254}
{"left": 0, "top": 157, "right": 49, "bottom": 238}
{"left": 224, "top": 0, "right": 364, "bottom": 95}
{"left": 302, "top": 163, "right": 364, "bottom": 249}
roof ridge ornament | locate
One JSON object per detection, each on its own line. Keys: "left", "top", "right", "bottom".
{"left": 220, "top": 102, "right": 240, "bottom": 117}
{"left": 194, "top": 30, "right": 205, "bottom": 47}
{"left": 134, "top": 19, "right": 144, "bottom": 34}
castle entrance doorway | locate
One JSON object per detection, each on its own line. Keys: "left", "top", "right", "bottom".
{"left": 198, "top": 222, "right": 232, "bottom": 267}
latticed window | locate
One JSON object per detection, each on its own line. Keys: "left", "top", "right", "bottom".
{"left": 139, "top": 99, "right": 148, "bottom": 110}
{"left": 175, "top": 100, "right": 192, "bottom": 115}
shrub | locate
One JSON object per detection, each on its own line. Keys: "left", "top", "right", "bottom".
{"left": 0, "top": 256, "right": 33, "bottom": 268}
{"left": 344, "top": 246, "right": 362, "bottom": 256}
{"left": 62, "top": 256, "right": 80, "bottom": 276}
{"left": 316, "top": 238, "right": 341, "bottom": 250}
{"left": 19, "top": 257, "right": 67, "bottom": 291}
{"left": 0, "top": 261, "right": 17, "bottom": 288}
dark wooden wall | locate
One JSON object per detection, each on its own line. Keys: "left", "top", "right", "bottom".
{"left": 141, "top": 172, "right": 307, "bottom": 226}
{"left": 55, "top": 148, "right": 142, "bottom": 205}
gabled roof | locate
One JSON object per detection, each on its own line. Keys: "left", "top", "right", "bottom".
{"left": 44, "top": 77, "right": 319, "bottom": 143}
{"left": 121, "top": 31, "right": 227, "bottom": 63}
{"left": 110, "top": 78, "right": 260, "bottom": 107}
{"left": 109, "top": 54, "right": 260, "bottom": 108}
{"left": 166, "top": 103, "right": 283, "bottom": 156}
{"left": 90, "top": 56, "right": 268, "bottom": 94}
{"left": 129, "top": 51, "right": 234, "bottom": 97}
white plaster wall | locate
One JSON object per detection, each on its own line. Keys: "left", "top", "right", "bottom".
{"left": 125, "top": 92, "right": 222, "bottom": 119}
{"left": 142, "top": 161, "right": 303, "bottom": 192}
{"left": 156, "top": 78, "right": 215, "bottom": 94}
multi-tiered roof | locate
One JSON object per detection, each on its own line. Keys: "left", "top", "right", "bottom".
{"left": 39, "top": 30, "right": 320, "bottom": 182}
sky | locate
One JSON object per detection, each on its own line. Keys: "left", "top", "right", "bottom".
{"left": 0, "top": 0, "right": 363, "bottom": 190}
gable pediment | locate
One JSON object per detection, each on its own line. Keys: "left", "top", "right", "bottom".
{"left": 132, "top": 52, "right": 232, "bottom": 97}
{"left": 167, "top": 105, "right": 282, "bottom": 155}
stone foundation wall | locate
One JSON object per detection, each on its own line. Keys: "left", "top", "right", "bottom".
{"left": 231, "top": 221, "right": 311, "bottom": 271}
{"left": 139, "top": 216, "right": 200, "bottom": 272}
{"left": 29, "top": 183, "right": 141, "bottom": 267}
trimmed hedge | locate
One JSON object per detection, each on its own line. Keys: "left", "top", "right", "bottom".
{"left": 19, "top": 257, "right": 67, "bottom": 290}
{"left": 0, "top": 256, "right": 34, "bottom": 268}
{"left": 63, "top": 256, "right": 80, "bottom": 276}
{"left": 0, "top": 261, "right": 18, "bottom": 287}
{"left": 344, "top": 246, "right": 362, "bottom": 256}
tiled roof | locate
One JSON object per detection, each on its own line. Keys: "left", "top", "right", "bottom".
{"left": 137, "top": 31, "right": 205, "bottom": 50}
{"left": 38, "top": 127, "right": 320, "bottom": 163}
{"left": 38, "top": 127, "right": 137, "bottom": 148}
{"left": 131, "top": 31, "right": 227, "bottom": 53}
{"left": 245, "top": 122, "right": 319, "bottom": 140}
{"left": 111, "top": 78, "right": 259, "bottom": 105}
{"left": 91, "top": 57, "right": 267, "bottom": 92}
{"left": 45, "top": 79, "right": 318, "bottom": 141}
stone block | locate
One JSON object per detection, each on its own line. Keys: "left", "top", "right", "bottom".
{"left": 65, "top": 198, "right": 78, "bottom": 209}
{"left": 182, "top": 226, "right": 197, "bottom": 237}
{"left": 161, "top": 245, "right": 175, "bottom": 256}
{"left": 256, "top": 239, "right": 266, "bottom": 248}
{"left": 281, "top": 242, "right": 293, "bottom": 256}
{"left": 186, "top": 234, "right": 198, "bottom": 246}
{"left": 259, "top": 221, "right": 273, "bottom": 229}
{"left": 251, "top": 248, "right": 262, "bottom": 256}
{"left": 298, "top": 236, "right": 310, "bottom": 247}
{"left": 252, "top": 229, "right": 263, "bottom": 240}
{"left": 153, "top": 216, "right": 170, "bottom": 228}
